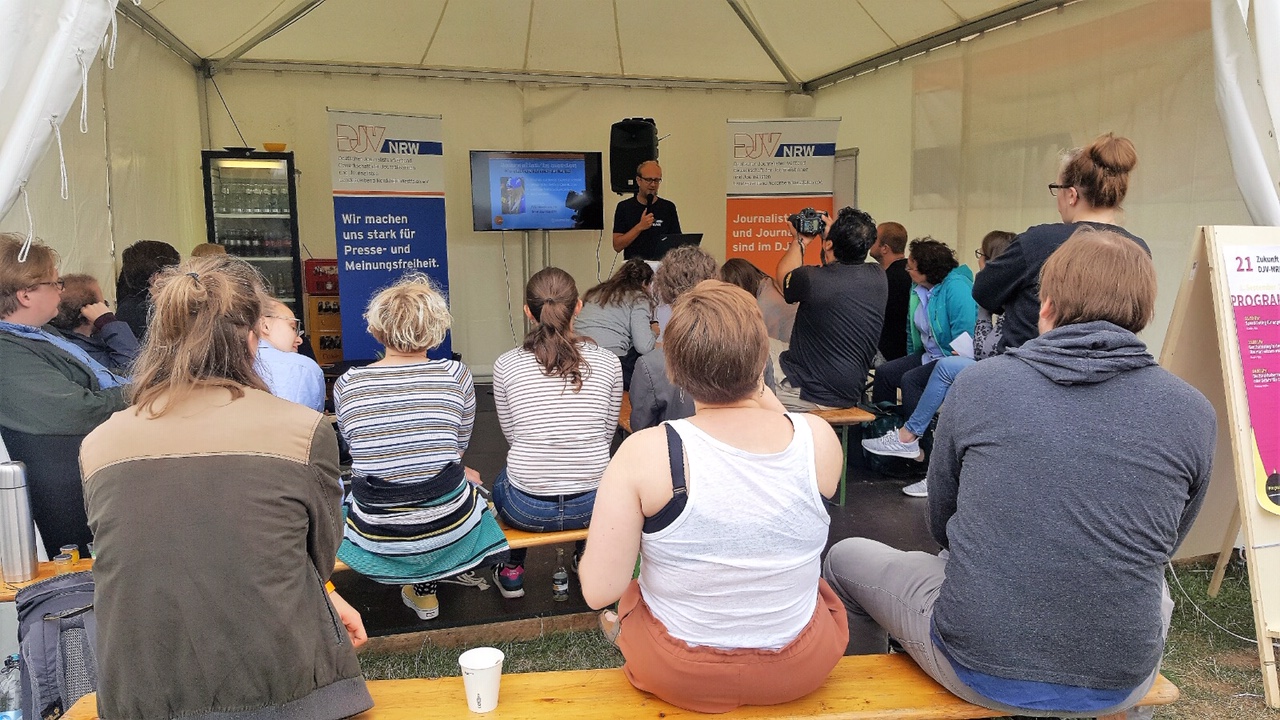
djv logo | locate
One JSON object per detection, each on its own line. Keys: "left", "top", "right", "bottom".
{"left": 733, "top": 132, "right": 782, "bottom": 159}
{"left": 335, "top": 124, "right": 386, "bottom": 153}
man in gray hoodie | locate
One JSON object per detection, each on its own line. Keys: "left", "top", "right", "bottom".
{"left": 823, "top": 228, "right": 1215, "bottom": 718}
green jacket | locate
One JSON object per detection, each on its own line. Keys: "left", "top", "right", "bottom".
{"left": 0, "top": 328, "right": 127, "bottom": 436}
{"left": 906, "top": 265, "right": 977, "bottom": 357}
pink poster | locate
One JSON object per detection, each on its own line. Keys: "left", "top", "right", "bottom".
{"left": 1224, "top": 244, "right": 1280, "bottom": 514}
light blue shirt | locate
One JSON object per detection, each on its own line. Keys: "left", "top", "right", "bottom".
{"left": 255, "top": 340, "right": 325, "bottom": 412}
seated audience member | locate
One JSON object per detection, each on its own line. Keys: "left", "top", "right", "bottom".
{"left": 491, "top": 267, "right": 622, "bottom": 598}
{"left": 864, "top": 231, "right": 1014, "bottom": 497}
{"left": 719, "top": 257, "right": 797, "bottom": 343}
{"left": 0, "top": 234, "right": 128, "bottom": 557}
{"left": 190, "top": 242, "right": 227, "bottom": 258}
{"left": 773, "top": 207, "right": 886, "bottom": 411}
{"left": 80, "top": 255, "right": 373, "bottom": 720}
{"left": 581, "top": 280, "right": 848, "bottom": 713}
{"left": 335, "top": 274, "right": 508, "bottom": 621}
{"left": 973, "top": 133, "right": 1146, "bottom": 351}
{"left": 49, "top": 272, "right": 140, "bottom": 374}
{"left": 823, "top": 228, "right": 1215, "bottom": 719}
{"left": 575, "top": 258, "right": 655, "bottom": 389}
{"left": 628, "top": 245, "right": 717, "bottom": 430}
{"left": 115, "top": 239, "right": 181, "bottom": 339}
{"left": 255, "top": 298, "right": 325, "bottom": 411}
{"left": 870, "top": 238, "right": 975, "bottom": 433}
{"left": 869, "top": 221, "right": 911, "bottom": 363}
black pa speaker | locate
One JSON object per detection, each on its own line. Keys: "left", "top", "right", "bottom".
{"left": 610, "top": 118, "right": 658, "bottom": 194}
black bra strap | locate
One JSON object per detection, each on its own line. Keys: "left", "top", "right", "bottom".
{"left": 643, "top": 422, "right": 689, "bottom": 534}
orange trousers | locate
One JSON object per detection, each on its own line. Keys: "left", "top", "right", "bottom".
{"left": 616, "top": 578, "right": 849, "bottom": 713}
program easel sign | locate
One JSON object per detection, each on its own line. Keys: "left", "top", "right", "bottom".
{"left": 1162, "top": 226, "right": 1280, "bottom": 706}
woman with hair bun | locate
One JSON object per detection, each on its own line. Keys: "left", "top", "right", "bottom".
{"left": 491, "top": 267, "right": 622, "bottom": 598}
{"left": 335, "top": 273, "right": 509, "bottom": 622}
{"left": 973, "top": 132, "right": 1149, "bottom": 352}
{"left": 575, "top": 258, "right": 655, "bottom": 389}
{"left": 80, "top": 255, "right": 373, "bottom": 720}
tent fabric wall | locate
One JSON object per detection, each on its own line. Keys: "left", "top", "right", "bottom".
{"left": 0, "top": 15, "right": 203, "bottom": 298}
{"left": 0, "top": 0, "right": 117, "bottom": 226}
{"left": 203, "top": 70, "right": 785, "bottom": 375}
{"left": 815, "top": 0, "right": 1250, "bottom": 357}
{"left": 1213, "top": 0, "right": 1280, "bottom": 225}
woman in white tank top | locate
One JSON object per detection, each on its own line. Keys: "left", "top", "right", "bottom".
{"left": 580, "top": 280, "right": 849, "bottom": 714}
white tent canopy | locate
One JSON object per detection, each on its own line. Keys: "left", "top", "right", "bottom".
{"left": 122, "top": 0, "right": 1061, "bottom": 90}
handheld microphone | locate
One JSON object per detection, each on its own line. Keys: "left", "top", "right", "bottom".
{"left": 645, "top": 193, "right": 655, "bottom": 207}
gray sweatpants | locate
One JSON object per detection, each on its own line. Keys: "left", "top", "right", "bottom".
{"left": 821, "top": 537, "right": 1171, "bottom": 719}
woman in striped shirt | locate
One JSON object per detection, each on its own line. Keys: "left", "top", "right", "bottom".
{"left": 491, "top": 267, "right": 623, "bottom": 598}
{"left": 335, "top": 274, "right": 509, "bottom": 621}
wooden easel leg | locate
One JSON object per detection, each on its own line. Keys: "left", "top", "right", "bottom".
{"left": 1207, "top": 507, "right": 1242, "bottom": 598}
{"left": 1261, "top": 634, "right": 1280, "bottom": 708}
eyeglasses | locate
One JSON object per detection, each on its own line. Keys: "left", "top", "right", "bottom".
{"left": 638, "top": 176, "right": 663, "bottom": 184}
{"left": 975, "top": 249, "right": 987, "bottom": 260}
{"left": 26, "top": 280, "right": 64, "bottom": 291}
{"left": 266, "top": 315, "right": 302, "bottom": 335}
{"left": 1048, "top": 183, "right": 1072, "bottom": 196}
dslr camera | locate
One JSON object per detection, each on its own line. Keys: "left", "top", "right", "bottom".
{"left": 788, "top": 208, "right": 826, "bottom": 237}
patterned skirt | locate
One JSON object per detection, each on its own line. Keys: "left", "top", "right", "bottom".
{"left": 337, "top": 462, "right": 510, "bottom": 584}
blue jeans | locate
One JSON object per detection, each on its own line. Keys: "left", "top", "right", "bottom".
{"left": 903, "top": 356, "right": 975, "bottom": 437}
{"left": 492, "top": 468, "right": 594, "bottom": 565}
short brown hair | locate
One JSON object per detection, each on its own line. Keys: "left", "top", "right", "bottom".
{"left": 51, "top": 274, "right": 102, "bottom": 330}
{"left": 1060, "top": 133, "right": 1137, "bottom": 209}
{"left": 365, "top": 273, "right": 451, "bottom": 353}
{"left": 908, "top": 237, "right": 959, "bottom": 286}
{"left": 980, "top": 231, "right": 1016, "bottom": 262}
{"left": 664, "top": 280, "right": 769, "bottom": 405}
{"left": 1039, "top": 227, "right": 1155, "bottom": 333}
{"left": 130, "top": 256, "right": 269, "bottom": 417}
{"left": 0, "top": 233, "right": 58, "bottom": 318}
{"left": 877, "top": 222, "right": 908, "bottom": 255}
{"left": 652, "top": 245, "right": 717, "bottom": 304}
{"left": 191, "top": 243, "right": 227, "bottom": 258}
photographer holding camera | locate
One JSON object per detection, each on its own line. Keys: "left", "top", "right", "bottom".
{"left": 772, "top": 207, "right": 886, "bottom": 412}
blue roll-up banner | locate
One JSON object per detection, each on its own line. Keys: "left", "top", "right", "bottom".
{"left": 328, "top": 109, "right": 449, "bottom": 361}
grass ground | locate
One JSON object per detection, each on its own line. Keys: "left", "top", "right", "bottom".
{"left": 358, "top": 559, "right": 1279, "bottom": 718}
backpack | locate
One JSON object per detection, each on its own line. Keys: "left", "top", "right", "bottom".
{"left": 15, "top": 571, "right": 97, "bottom": 720}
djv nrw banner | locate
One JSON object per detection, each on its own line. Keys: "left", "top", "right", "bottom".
{"left": 725, "top": 118, "right": 840, "bottom": 272}
{"left": 328, "top": 109, "right": 449, "bottom": 361}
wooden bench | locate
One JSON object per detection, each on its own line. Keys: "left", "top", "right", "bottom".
{"left": 64, "top": 652, "right": 1180, "bottom": 720}
{"left": 1, "top": 525, "right": 590, "bottom": 603}
{"left": 619, "top": 390, "right": 633, "bottom": 434}
{"left": 810, "top": 406, "right": 877, "bottom": 506}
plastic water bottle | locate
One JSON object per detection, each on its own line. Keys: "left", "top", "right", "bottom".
{"left": 552, "top": 548, "right": 569, "bottom": 602}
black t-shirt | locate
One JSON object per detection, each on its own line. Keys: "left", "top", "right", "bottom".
{"left": 780, "top": 262, "right": 887, "bottom": 406}
{"left": 613, "top": 196, "right": 682, "bottom": 261}
{"left": 878, "top": 257, "right": 911, "bottom": 361}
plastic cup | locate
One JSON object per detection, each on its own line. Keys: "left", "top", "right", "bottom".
{"left": 60, "top": 544, "right": 80, "bottom": 563}
{"left": 458, "top": 647, "right": 504, "bottom": 713}
{"left": 52, "top": 554, "right": 74, "bottom": 575}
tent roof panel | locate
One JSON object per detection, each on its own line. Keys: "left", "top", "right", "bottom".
{"left": 141, "top": 0, "right": 306, "bottom": 59}
{"left": 741, "top": 1, "right": 896, "bottom": 82}
{"left": 616, "top": 1, "right": 782, "bottom": 82}
{"left": 241, "top": 0, "right": 446, "bottom": 66}
{"left": 527, "top": 1, "right": 622, "bottom": 76}
{"left": 422, "top": 0, "right": 534, "bottom": 72}
{"left": 860, "top": 0, "right": 965, "bottom": 45}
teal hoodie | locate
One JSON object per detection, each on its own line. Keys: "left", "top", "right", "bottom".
{"left": 906, "top": 264, "right": 976, "bottom": 356}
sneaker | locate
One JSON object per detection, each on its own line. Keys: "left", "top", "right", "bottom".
{"left": 862, "top": 429, "right": 923, "bottom": 459}
{"left": 570, "top": 551, "right": 580, "bottom": 575}
{"left": 401, "top": 584, "right": 439, "bottom": 620}
{"left": 494, "top": 564, "right": 525, "bottom": 599}
{"left": 439, "top": 570, "right": 490, "bottom": 591}
{"left": 902, "top": 479, "right": 929, "bottom": 498}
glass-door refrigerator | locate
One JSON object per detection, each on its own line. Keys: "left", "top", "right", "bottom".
{"left": 201, "top": 149, "right": 303, "bottom": 319}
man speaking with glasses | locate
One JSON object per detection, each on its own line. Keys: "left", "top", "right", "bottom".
{"left": 612, "top": 160, "right": 682, "bottom": 261}
{"left": 255, "top": 298, "right": 325, "bottom": 412}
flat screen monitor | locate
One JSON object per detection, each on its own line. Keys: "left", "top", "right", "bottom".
{"left": 469, "top": 151, "right": 604, "bottom": 232}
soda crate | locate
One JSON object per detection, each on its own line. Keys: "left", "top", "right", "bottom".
{"left": 312, "top": 332, "right": 344, "bottom": 364}
{"left": 306, "top": 295, "right": 342, "bottom": 333}
{"left": 304, "top": 258, "right": 339, "bottom": 295}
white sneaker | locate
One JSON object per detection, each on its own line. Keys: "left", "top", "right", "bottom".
{"left": 862, "top": 429, "right": 922, "bottom": 459}
{"left": 902, "top": 479, "right": 929, "bottom": 497}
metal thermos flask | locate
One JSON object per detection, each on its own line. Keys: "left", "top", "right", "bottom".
{"left": 0, "top": 461, "right": 38, "bottom": 583}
